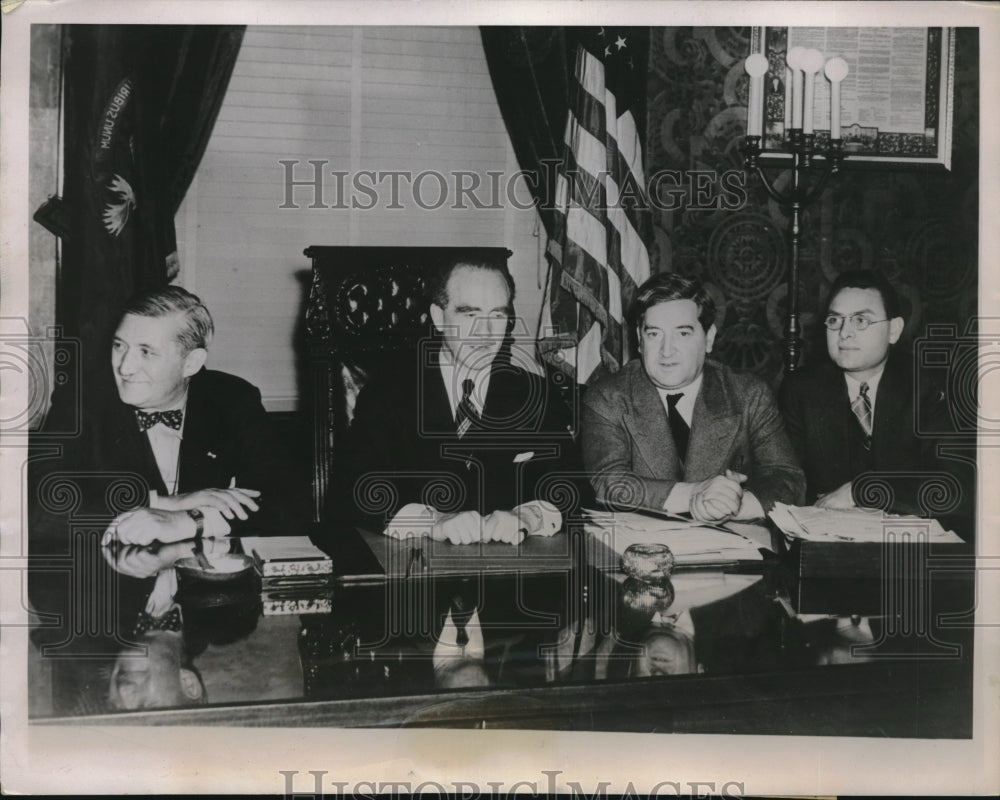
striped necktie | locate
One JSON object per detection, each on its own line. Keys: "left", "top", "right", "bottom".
{"left": 851, "top": 381, "right": 873, "bottom": 449}
{"left": 455, "top": 378, "right": 479, "bottom": 438}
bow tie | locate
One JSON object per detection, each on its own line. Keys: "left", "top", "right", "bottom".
{"left": 135, "top": 408, "right": 184, "bottom": 432}
{"left": 132, "top": 606, "right": 183, "bottom": 637}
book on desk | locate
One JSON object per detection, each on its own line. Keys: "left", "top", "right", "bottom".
{"left": 238, "top": 536, "right": 333, "bottom": 615}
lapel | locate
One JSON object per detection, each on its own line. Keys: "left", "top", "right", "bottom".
{"left": 870, "top": 350, "right": 909, "bottom": 456}
{"left": 685, "top": 362, "right": 740, "bottom": 479}
{"left": 108, "top": 397, "right": 168, "bottom": 496}
{"left": 177, "top": 371, "right": 221, "bottom": 494}
{"left": 622, "top": 363, "right": 679, "bottom": 478}
{"left": 812, "top": 360, "right": 852, "bottom": 475}
{"left": 421, "top": 344, "right": 462, "bottom": 436}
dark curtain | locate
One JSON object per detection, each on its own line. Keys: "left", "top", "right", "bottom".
{"left": 59, "top": 24, "right": 244, "bottom": 379}
{"left": 480, "top": 27, "right": 573, "bottom": 241}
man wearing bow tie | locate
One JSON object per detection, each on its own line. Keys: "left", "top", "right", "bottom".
{"left": 582, "top": 273, "right": 804, "bottom": 523}
{"left": 332, "top": 257, "right": 582, "bottom": 545}
{"left": 34, "top": 286, "right": 308, "bottom": 550}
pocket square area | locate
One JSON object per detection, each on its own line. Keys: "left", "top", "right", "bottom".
{"left": 512, "top": 451, "right": 535, "bottom": 463}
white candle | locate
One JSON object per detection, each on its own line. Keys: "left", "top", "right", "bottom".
{"left": 787, "top": 46, "right": 805, "bottom": 129}
{"left": 784, "top": 66, "right": 793, "bottom": 130}
{"left": 800, "top": 49, "right": 824, "bottom": 135}
{"left": 744, "top": 53, "right": 769, "bottom": 135}
{"left": 824, "top": 57, "right": 849, "bottom": 140}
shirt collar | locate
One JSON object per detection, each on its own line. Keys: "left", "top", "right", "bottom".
{"left": 656, "top": 372, "right": 703, "bottom": 424}
{"left": 843, "top": 365, "right": 885, "bottom": 403}
{"left": 439, "top": 359, "right": 491, "bottom": 416}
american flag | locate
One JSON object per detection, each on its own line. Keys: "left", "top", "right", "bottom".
{"left": 539, "top": 27, "right": 652, "bottom": 384}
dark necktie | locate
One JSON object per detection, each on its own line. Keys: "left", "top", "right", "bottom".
{"left": 455, "top": 378, "right": 480, "bottom": 438}
{"left": 665, "top": 392, "right": 689, "bottom": 463}
{"left": 135, "top": 408, "right": 184, "bottom": 432}
{"left": 851, "top": 381, "right": 873, "bottom": 450}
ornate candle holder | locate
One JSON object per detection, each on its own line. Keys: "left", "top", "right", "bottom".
{"left": 742, "top": 131, "right": 847, "bottom": 372}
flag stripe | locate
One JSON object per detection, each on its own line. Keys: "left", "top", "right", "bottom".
{"left": 539, "top": 28, "right": 651, "bottom": 384}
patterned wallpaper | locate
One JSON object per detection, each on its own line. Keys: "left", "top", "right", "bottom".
{"left": 645, "top": 27, "right": 979, "bottom": 384}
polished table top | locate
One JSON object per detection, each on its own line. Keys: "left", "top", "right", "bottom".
{"left": 28, "top": 517, "right": 975, "bottom": 735}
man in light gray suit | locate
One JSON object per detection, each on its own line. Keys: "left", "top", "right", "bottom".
{"left": 582, "top": 273, "right": 804, "bottom": 523}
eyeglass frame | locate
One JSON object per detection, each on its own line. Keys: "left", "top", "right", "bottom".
{"left": 823, "top": 313, "right": 892, "bottom": 332}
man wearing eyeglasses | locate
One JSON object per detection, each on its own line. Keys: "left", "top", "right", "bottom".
{"left": 778, "top": 270, "right": 961, "bottom": 518}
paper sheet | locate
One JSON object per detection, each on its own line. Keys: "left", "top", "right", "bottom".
{"left": 583, "top": 509, "right": 764, "bottom": 565}
{"left": 769, "top": 502, "right": 964, "bottom": 543}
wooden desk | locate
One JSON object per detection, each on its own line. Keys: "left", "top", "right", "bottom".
{"left": 29, "top": 522, "right": 975, "bottom": 737}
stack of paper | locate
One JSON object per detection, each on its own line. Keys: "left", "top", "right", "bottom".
{"left": 583, "top": 508, "right": 764, "bottom": 567}
{"left": 769, "top": 502, "right": 963, "bottom": 544}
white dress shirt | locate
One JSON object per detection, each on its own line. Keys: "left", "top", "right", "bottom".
{"left": 843, "top": 366, "right": 885, "bottom": 415}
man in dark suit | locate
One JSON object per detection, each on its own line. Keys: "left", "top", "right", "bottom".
{"left": 334, "top": 256, "right": 581, "bottom": 545}
{"left": 778, "top": 270, "right": 970, "bottom": 524}
{"left": 32, "top": 286, "right": 308, "bottom": 551}
{"left": 582, "top": 273, "right": 804, "bottom": 522}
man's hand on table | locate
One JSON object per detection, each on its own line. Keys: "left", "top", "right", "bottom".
{"left": 102, "top": 507, "right": 231, "bottom": 547}
{"left": 429, "top": 508, "right": 535, "bottom": 545}
{"left": 690, "top": 471, "right": 746, "bottom": 523}
{"left": 390, "top": 501, "right": 562, "bottom": 545}
{"left": 152, "top": 486, "right": 260, "bottom": 521}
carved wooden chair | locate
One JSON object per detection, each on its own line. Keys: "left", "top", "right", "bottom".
{"left": 302, "top": 245, "right": 513, "bottom": 522}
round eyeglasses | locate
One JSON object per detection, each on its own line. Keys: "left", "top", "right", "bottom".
{"left": 824, "top": 314, "right": 891, "bottom": 332}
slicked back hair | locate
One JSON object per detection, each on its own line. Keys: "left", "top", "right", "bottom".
{"left": 119, "top": 286, "right": 214, "bottom": 353}
{"left": 632, "top": 272, "right": 716, "bottom": 332}
{"left": 825, "top": 269, "right": 902, "bottom": 320}
{"left": 427, "top": 257, "right": 516, "bottom": 311}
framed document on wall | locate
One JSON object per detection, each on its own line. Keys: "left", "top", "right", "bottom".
{"left": 747, "top": 27, "right": 956, "bottom": 169}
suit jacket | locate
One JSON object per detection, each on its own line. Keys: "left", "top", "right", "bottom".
{"left": 329, "top": 342, "right": 585, "bottom": 533}
{"left": 581, "top": 359, "right": 804, "bottom": 512}
{"left": 778, "top": 349, "right": 973, "bottom": 529}
{"left": 30, "top": 367, "right": 309, "bottom": 556}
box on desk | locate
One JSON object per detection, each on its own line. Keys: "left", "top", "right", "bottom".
{"left": 769, "top": 503, "right": 970, "bottom": 615}
{"left": 790, "top": 539, "right": 971, "bottom": 615}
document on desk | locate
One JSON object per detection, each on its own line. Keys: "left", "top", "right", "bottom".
{"left": 769, "top": 502, "right": 964, "bottom": 543}
{"left": 583, "top": 508, "right": 764, "bottom": 568}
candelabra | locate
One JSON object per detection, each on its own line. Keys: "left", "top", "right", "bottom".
{"left": 743, "top": 50, "right": 850, "bottom": 373}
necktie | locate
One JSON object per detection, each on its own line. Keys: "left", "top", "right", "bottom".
{"left": 135, "top": 408, "right": 184, "bottom": 432}
{"left": 851, "top": 381, "right": 873, "bottom": 449}
{"left": 665, "top": 392, "right": 689, "bottom": 463}
{"left": 455, "top": 378, "right": 480, "bottom": 438}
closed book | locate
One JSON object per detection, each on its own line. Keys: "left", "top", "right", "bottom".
{"left": 240, "top": 535, "right": 333, "bottom": 577}
{"left": 260, "top": 573, "right": 334, "bottom": 591}
{"left": 260, "top": 590, "right": 333, "bottom": 616}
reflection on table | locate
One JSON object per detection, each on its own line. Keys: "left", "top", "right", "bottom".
{"left": 27, "top": 514, "right": 975, "bottom": 735}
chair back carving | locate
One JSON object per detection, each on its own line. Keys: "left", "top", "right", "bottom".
{"left": 304, "top": 246, "right": 512, "bottom": 521}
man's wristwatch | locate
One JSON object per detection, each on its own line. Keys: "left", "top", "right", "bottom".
{"left": 186, "top": 508, "right": 205, "bottom": 540}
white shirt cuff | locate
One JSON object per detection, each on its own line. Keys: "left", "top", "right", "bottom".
{"left": 664, "top": 482, "right": 694, "bottom": 514}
